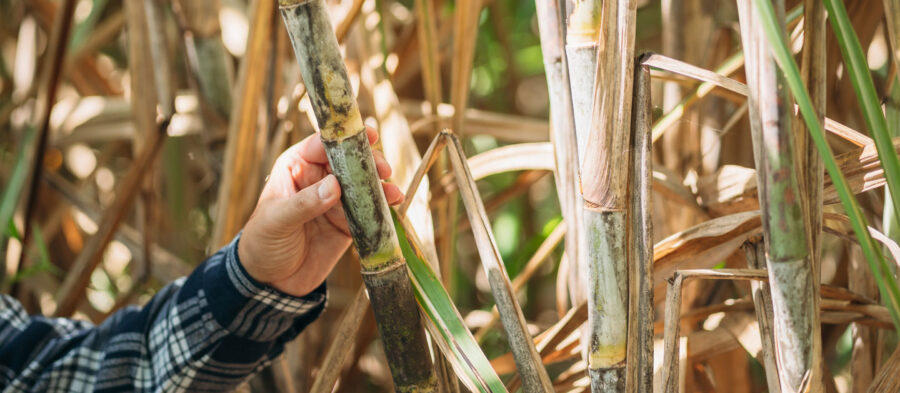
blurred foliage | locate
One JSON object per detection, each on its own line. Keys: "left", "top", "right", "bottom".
{"left": 3, "top": 0, "right": 900, "bottom": 390}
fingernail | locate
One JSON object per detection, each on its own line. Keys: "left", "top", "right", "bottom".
{"left": 318, "top": 175, "right": 336, "bottom": 200}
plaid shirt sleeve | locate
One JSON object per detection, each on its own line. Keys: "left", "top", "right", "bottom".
{"left": 0, "top": 233, "right": 326, "bottom": 393}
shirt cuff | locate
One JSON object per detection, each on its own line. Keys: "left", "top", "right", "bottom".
{"left": 203, "top": 233, "right": 327, "bottom": 342}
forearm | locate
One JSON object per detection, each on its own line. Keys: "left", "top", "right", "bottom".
{"left": 0, "top": 234, "right": 326, "bottom": 392}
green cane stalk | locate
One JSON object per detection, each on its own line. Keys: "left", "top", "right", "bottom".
{"left": 279, "top": 1, "right": 438, "bottom": 390}
{"left": 736, "top": 0, "right": 818, "bottom": 388}
{"left": 752, "top": 0, "right": 900, "bottom": 331}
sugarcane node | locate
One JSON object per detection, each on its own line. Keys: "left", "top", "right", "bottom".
{"left": 666, "top": 273, "right": 682, "bottom": 285}
{"left": 636, "top": 51, "right": 657, "bottom": 66}
{"left": 589, "top": 340, "right": 627, "bottom": 369}
{"left": 278, "top": 0, "right": 314, "bottom": 7}
{"left": 582, "top": 198, "right": 624, "bottom": 213}
{"left": 567, "top": 0, "right": 601, "bottom": 45}
{"left": 364, "top": 263, "right": 439, "bottom": 391}
{"left": 358, "top": 257, "right": 406, "bottom": 276}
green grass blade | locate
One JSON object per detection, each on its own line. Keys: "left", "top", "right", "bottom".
{"left": 32, "top": 227, "right": 57, "bottom": 276}
{"left": 1, "top": 126, "right": 35, "bottom": 240}
{"left": 752, "top": 0, "right": 900, "bottom": 331}
{"left": 5, "top": 226, "right": 60, "bottom": 286}
{"left": 823, "top": 0, "right": 900, "bottom": 226}
{"left": 392, "top": 211, "right": 508, "bottom": 393}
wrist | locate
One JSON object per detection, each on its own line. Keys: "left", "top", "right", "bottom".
{"left": 236, "top": 234, "right": 257, "bottom": 278}
{"left": 268, "top": 275, "right": 319, "bottom": 298}
{"left": 236, "top": 232, "right": 319, "bottom": 297}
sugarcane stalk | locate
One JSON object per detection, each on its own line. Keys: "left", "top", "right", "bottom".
{"left": 580, "top": 0, "right": 637, "bottom": 390}
{"left": 278, "top": 1, "right": 437, "bottom": 390}
{"left": 52, "top": 0, "right": 173, "bottom": 317}
{"left": 798, "top": 0, "right": 826, "bottom": 258}
{"left": 581, "top": 149, "right": 627, "bottom": 393}
{"left": 536, "top": 0, "right": 584, "bottom": 310}
{"left": 625, "top": 54, "right": 653, "bottom": 392}
{"left": 737, "top": 1, "right": 817, "bottom": 391}
{"left": 796, "top": 0, "right": 826, "bottom": 388}
{"left": 413, "top": 0, "right": 442, "bottom": 114}
{"left": 355, "top": 4, "right": 455, "bottom": 389}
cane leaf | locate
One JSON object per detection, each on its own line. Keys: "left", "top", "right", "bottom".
{"left": 393, "top": 210, "right": 508, "bottom": 393}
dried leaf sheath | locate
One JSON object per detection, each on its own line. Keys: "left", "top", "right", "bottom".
{"left": 565, "top": 42, "right": 596, "bottom": 164}
{"left": 444, "top": 132, "right": 554, "bottom": 392}
{"left": 535, "top": 0, "right": 584, "bottom": 311}
{"left": 279, "top": 0, "right": 437, "bottom": 390}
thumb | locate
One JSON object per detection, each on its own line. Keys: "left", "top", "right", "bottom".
{"left": 269, "top": 174, "right": 341, "bottom": 227}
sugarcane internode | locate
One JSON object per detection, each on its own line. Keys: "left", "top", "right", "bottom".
{"left": 322, "top": 131, "right": 404, "bottom": 272}
{"left": 280, "top": 0, "right": 364, "bottom": 143}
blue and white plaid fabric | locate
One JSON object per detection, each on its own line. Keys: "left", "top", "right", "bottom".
{"left": 0, "top": 234, "right": 326, "bottom": 392}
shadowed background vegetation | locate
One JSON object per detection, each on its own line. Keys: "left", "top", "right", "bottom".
{"left": 3, "top": 0, "right": 900, "bottom": 391}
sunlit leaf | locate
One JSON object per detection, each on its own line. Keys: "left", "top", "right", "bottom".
{"left": 392, "top": 210, "right": 508, "bottom": 393}
{"left": 822, "top": 0, "right": 900, "bottom": 227}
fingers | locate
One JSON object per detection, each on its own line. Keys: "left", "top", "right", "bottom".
{"left": 268, "top": 175, "right": 342, "bottom": 228}
{"left": 294, "top": 132, "right": 390, "bottom": 180}
{"left": 373, "top": 150, "right": 391, "bottom": 179}
{"left": 365, "top": 126, "right": 378, "bottom": 144}
{"left": 383, "top": 182, "right": 404, "bottom": 205}
{"left": 297, "top": 134, "right": 329, "bottom": 164}
{"left": 298, "top": 126, "right": 380, "bottom": 165}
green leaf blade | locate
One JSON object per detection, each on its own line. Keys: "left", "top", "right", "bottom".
{"left": 822, "top": 0, "right": 900, "bottom": 226}
{"left": 392, "top": 211, "right": 509, "bottom": 393}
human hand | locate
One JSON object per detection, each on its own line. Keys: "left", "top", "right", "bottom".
{"left": 238, "top": 127, "right": 404, "bottom": 297}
